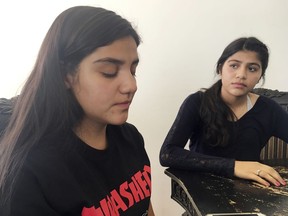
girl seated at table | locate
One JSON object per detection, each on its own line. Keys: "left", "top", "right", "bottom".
{"left": 160, "top": 36, "right": 288, "bottom": 187}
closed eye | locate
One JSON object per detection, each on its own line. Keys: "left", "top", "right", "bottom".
{"left": 101, "top": 72, "right": 117, "bottom": 78}
{"left": 131, "top": 64, "right": 138, "bottom": 77}
{"left": 131, "top": 71, "right": 136, "bottom": 77}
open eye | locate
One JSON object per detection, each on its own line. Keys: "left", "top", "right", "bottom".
{"left": 248, "top": 64, "right": 260, "bottom": 72}
{"left": 230, "top": 64, "right": 238, "bottom": 69}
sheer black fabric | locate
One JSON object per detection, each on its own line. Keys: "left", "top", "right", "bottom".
{"left": 160, "top": 91, "right": 288, "bottom": 177}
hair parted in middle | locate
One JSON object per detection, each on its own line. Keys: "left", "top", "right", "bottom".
{"left": 199, "top": 37, "right": 269, "bottom": 148}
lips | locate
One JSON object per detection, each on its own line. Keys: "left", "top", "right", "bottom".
{"left": 117, "top": 100, "right": 131, "bottom": 105}
{"left": 232, "top": 82, "right": 247, "bottom": 88}
{"left": 115, "top": 101, "right": 131, "bottom": 109}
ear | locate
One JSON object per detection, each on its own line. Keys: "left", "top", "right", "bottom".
{"left": 217, "top": 64, "right": 222, "bottom": 75}
{"left": 65, "top": 74, "right": 74, "bottom": 89}
{"left": 218, "top": 69, "right": 222, "bottom": 76}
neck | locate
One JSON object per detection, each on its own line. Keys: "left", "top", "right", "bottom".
{"left": 221, "top": 92, "right": 250, "bottom": 120}
{"left": 222, "top": 93, "right": 248, "bottom": 109}
{"left": 74, "top": 117, "right": 107, "bottom": 150}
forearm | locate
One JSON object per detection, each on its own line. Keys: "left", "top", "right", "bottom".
{"left": 160, "top": 145, "right": 235, "bottom": 177}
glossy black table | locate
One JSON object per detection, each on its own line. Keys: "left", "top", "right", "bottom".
{"left": 165, "top": 160, "right": 288, "bottom": 216}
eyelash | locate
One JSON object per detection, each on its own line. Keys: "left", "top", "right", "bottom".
{"left": 102, "top": 70, "right": 137, "bottom": 78}
{"left": 230, "top": 64, "right": 238, "bottom": 69}
{"left": 229, "top": 64, "right": 258, "bottom": 72}
{"left": 248, "top": 67, "right": 257, "bottom": 72}
{"left": 102, "top": 72, "right": 117, "bottom": 78}
{"left": 131, "top": 69, "right": 137, "bottom": 77}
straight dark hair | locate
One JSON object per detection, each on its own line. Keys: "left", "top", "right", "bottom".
{"left": 199, "top": 37, "right": 269, "bottom": 147}
{"left": 0, "top": 6, "right": 140, "bottom": 210}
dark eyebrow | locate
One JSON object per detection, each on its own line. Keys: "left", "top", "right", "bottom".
{"left": 227, "top": 59, "right": 241, "bottom": 63}
{"left": 249, "top": 63, "right": 261, "bottom": 68}
{"left": 93, "top": 57, "right": 139, "bottom": 66}
{"left": 227, "top": 59, "right": 261, "bottom": 68}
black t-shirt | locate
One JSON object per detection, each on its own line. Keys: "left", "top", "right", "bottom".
{"left": 9, "top": 123, "right": 151, "bottom": 216}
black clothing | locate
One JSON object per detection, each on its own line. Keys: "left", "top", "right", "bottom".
{"left": 9, "top": 124, "right": 151, "bottom": 216}
{"left": 160, "top": 91, "right": 288, "bottom": 177}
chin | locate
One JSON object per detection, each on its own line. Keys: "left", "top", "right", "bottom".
{"left": 230, "top": 89, "right": 248, "bottom": 96}
{"left": 111, "top": 121, "right": 126, "bottom": 125}
{"left": 110, "top": 117, "right": 128, "bottom": 125}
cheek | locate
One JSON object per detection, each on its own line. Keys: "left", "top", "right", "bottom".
{"left": 250, "top": 73, "right": 262, "bottom": 83}
{"left": 71, "top": 79, "right": 102, "bottom": 106}
{"left": 221, "top": 64, "right": 232, "bottom": 72}
{"left": 220, "top": 71, "right": 232, "bottom": 83}
{"left": 220, "top": 66, "right": 233, "bottom": 78}
{"left": 74, "top": 75, "right": 102, "bottom": 94}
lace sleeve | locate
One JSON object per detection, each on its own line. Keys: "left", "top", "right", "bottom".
{"left": 159, "top": 92, "right": 235, "bottom": 177}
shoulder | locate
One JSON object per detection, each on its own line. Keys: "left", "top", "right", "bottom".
{"left": 185, "top": 91, "right": 203, "bottom": 100}
{"left": 253, "top": 94, "right": 286, "bottom": 114}
{"left": 26, "top": 131, "right": 76, "bottom": 166}
{"left": 182, "top": 91, "right": 203, "bottom": 105}
{"left": 179, "top": 91, "right": 203, "bottom": 112}
{"left": 20, "top": 145, "right": 65, "bottom": 183}
{"left": 252, "top": 88, "right": 288, "bottom": 109}
{"left": 256, "top": 94, "right": 282, "bottom": 106}
{"left": 23, "top": 133, "right": 85, "bottom": 180}
{"left": 27, "top": 139, "right": 65, "bottom": 166}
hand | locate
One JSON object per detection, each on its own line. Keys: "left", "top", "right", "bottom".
{"left": 234, "top": 161, "right": 286, "bottom": 187}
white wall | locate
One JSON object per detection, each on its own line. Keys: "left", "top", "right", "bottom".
{"left": 1, "top": 1, "right": 288, "bottom": 215}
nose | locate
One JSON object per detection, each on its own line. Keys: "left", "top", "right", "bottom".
{"left": 236, "top": 67, "right": 247, "bottom": 79}
{"left": 119, "top": 71, "right": 137, "bottom": 95}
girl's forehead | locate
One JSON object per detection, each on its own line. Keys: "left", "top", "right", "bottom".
{"left": 226, "top": 50, "right": 261, "bottom": 63}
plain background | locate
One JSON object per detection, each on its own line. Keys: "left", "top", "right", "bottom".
{"left": 1, "top": 1, "right": 287, "bottom": 215}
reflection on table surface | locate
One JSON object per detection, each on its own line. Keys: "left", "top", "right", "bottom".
{"left": 165, "top": 159, "right": 288, "bottom": 216}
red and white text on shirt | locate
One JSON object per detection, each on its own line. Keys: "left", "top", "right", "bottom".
{"left": 82, "top": 165, "right": 151, "bottom": 216}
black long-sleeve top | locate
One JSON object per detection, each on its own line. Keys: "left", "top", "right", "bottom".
{"left": 160, "top": 91, "right": 288, "bottom": 177}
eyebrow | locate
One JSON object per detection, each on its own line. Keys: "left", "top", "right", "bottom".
{"left": 227, "top": 59, "right": 261, "bottom": 68}
{"left": 93, "top": 57, "right": 139, "bottom": 66}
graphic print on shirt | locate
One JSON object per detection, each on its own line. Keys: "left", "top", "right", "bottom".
{"left": 81, "top": 165, "right": 151, "bottom": 216}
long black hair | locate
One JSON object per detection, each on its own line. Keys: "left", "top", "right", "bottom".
{"left": 200, "top": 37, "right": 269, "bottom": 147}
{"left": 0, "top": 6, "right": 140, "bottom": 209}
